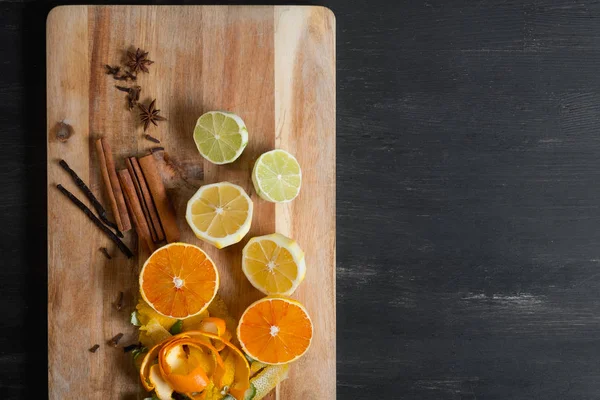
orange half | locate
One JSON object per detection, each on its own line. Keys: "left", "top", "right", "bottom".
{"left": 140, "top": 243, "right": 219, "bottom": 319}
{"left": 237, "top": 297, "right": 313, "bottom": 365}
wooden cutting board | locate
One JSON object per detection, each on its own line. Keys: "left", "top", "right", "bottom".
{"left": 46, "top": 6, "right": 335, "bottom": 399}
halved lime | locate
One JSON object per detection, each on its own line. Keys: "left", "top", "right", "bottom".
{"left": 193, "top": 111, "right": 248, "bottom": 164}
{"left": 252, "top": 149, "right": 302, "bottom": 203}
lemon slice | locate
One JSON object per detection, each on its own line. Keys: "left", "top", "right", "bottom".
{"left": 193, "top": 111, "right": 248, "bottom": 164}
{"left": 242, "top": 233, "right": 306, "bottom": 296}
{"left": 252, "top": 150, "right": 302, "bottom": 203}
{"left": 186, "top": 182, "right": 253, "bottom": 249}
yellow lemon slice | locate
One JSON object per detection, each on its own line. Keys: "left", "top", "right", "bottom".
{"left": 242, "top": 233, "right": 306, "bottom": 296}
{"left": 186, "top": 182, "right": 253, "bottom": 249}
{"left": 252, "top": 150, "right": 302, "bottom": 203}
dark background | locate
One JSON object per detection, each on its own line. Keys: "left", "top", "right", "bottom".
{"left": 3, "top": 0, "right": 600, "bottom": 399}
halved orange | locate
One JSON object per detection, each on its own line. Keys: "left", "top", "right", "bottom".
{"left": 237, "top": 297, "right": 313, "bottom": 365}
{"left": 140, "top": 243, "right": 219, "bottom": 319}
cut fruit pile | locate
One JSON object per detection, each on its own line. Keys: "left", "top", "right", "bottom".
{"left": 133, "top": 295, "right": 295, "bottom": 400}
{"left": 129, "top": 111, "right": 315, "bottom": 400}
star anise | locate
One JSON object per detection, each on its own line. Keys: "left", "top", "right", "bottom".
{"left": 138, "top": 99, "right": 166, "bottom": 131}
{"left": 127, "top": 48, "right": 154, "bottom": 74}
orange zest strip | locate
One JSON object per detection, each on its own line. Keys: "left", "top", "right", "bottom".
{"left": 139, "top": 330, "right": 250, "bottom": 398}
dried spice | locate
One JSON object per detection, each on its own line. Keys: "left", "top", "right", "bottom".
{"left": 113, "top": 70, "right": 137, "bottom": 81}
{"left": 106, "top": 65, "right": 137, "bottom": 81}
{"left": 56, "top": 185, "right": 134, "bottom": 258}
{"left": 108, "top": 333, "right": 124, "bottom": 347}
{"left": 59, "top": 159, "right": 122, "bottom": 236}
{"left": 138, "top": 154, "right": 180, "bottom": 243}
{"left": 105, "top": 65, "right": 121, "bottom": 76}
{"left": 173, "top": 392, "right": 190, "bottom": 400}
{"left": 88, "top": 344, "right": 100, "bottom": 353}
{"left": 149, "top": 146, "right": 165, "bottom": 154}
{"left": 138, "top": 99, "right": 167, "bottom": 131}
{"left": 126, "top": 157, "right": 165, "bottom": 243}
{"left": 128, "top": 86, "right": 141, "bottom": 109}
{"left": 115, "top": 85, "right": 130, "bottom": 93}
{"left": 123, "top": 343, "right": 143, "bottom": 353}
{"left": 144, "top": 134, "right": 161, "bottom": 143}
{"left": 99, "top": 247, "right": 112, "bottom": 259}
{"left": 123, "top": 71, "right": 137, "bottom": 81}
{"left": 127, "top": 48, "right": 154, "bottom": 74}
{"left": 118, "top": 169, "right": 157, "bottom": 252}
{"left": 96, "top": 138, "right": 131, "bottom": 232}
{"left": 115, "top": 291, "right": 124, "bottom": 311}
{"left": 116, "top": 85, "right": 141, "bottom": 110}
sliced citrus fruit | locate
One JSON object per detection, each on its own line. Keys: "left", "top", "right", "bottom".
{"left": 252, "top": 149, "right": 302, "bottom": 203}
{"left": 140, "top": 243, "right": 219, "bottom": 319}
{"left": 186, "top": 182, "right": 253, "bottom": 249}
{"left": 194, "top": 111, "right": 248, "bottom": 164}
{"left": 237, "top": 297, "right": 313, "bottom": 365}
{"left": 250, "top": 363, "right": 290, "bottom": 400}
{"left": 242, "top": 233, "right": 306, "bottom": 296}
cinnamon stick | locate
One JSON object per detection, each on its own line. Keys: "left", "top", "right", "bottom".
{"left": 118, "top": 169, "right": 156, "bottom": 252}
{"left": 95, "top": 138, "right": 131, "bottom": 232}
{"left": 138, "top": 154, "right": 180, "bottom": 243}
{"left": 126, "top": 157, "right": 165, "bottom": 242}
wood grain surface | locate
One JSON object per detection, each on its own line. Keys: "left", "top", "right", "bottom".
{"left": 46, "top": 6, "right": 335, "bottom": 400}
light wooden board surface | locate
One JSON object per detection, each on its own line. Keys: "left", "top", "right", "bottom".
{"left": 46, "top": 6, "right": 335, "bottom": 399}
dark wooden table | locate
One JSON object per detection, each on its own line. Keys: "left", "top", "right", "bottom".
{"left": 3, "top": 0, "right": 600, "bottom": 399}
